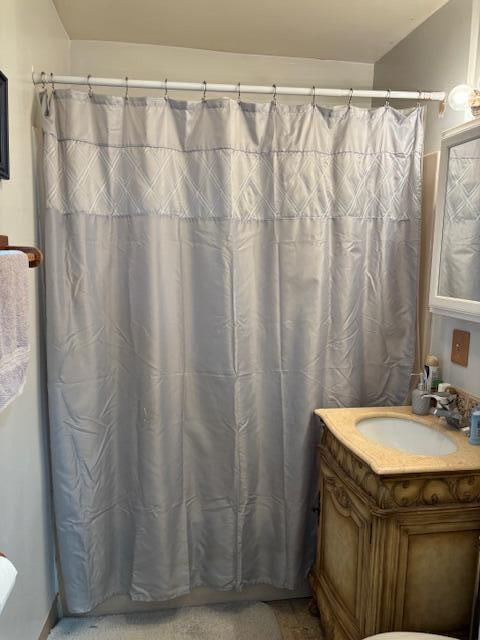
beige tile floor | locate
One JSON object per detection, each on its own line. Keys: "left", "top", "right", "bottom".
{"left": 268, "top": 598, "right": 323, "bottom": 640}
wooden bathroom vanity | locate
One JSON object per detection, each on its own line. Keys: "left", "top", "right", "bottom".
{"left": 310, "top": 406, "right": 480, "bottom": 640}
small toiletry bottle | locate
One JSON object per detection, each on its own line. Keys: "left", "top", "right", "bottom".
{"left": 425, "top": 355, "right": 441, "bottom": 392}
{"left": 412, "top": 379, "right": 430, "bottom": 416}
{"left": 469, "top": 406, "right": 480, "bottom": 446}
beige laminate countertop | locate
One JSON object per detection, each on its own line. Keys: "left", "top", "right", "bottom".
{"left": 314, "top": 405, "right": 480, "bottom": 476}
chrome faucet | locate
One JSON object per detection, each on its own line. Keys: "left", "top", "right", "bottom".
{"left": 422, "top": 392, "right": 466, "bottom": 432}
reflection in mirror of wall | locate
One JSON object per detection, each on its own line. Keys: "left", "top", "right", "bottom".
{"left": 439, "top": 137, "right": 480, "bottom": 302}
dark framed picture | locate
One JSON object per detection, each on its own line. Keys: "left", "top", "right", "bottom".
{"left": 0, "top": 71, "right": 9, "bottom": 180}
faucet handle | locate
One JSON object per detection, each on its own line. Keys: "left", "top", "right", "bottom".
{"left": 441, "top": 393, "right": 457, "bottom": 406}
{"left": 422, "top": 392, "right": 457, "bottom": 408}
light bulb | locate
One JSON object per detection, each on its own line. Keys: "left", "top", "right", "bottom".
{"left": 448, "top": 84, "right": 472, "bottom": 111}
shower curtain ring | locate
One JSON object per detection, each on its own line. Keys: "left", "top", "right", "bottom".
{"left": 385, "top": 89, "right": 391, "bottom": 107}
{"left": 124, "top": 76, "right": 129, "bottom": 101}
{"left": 50, "top": 72, "right": 56, "bottom": 94}
{"left": 40, "top": 71, "right": 47, "bottom": 91}
{"left": 164, "top": 78, "right": 168, "bottom": 101}
{"left": 311, "top": 86, "right": 316, "bottom": 108}
{"left": 272, "top": 84, "right": 277, "bottom": 105}
{"left": 202, "top": 80, "right": 207, "bottom": 102}
{"left": 237, "top": 82, "right": 241, "bottom": 102}
{"left": 416, "top": 89, "right": 422, "bottom": 107}
{"left": 87, "top": 74, "right": 93, "bottom": 98}
{"left": 347, "top": 88, "right": 353, "bottom": 108}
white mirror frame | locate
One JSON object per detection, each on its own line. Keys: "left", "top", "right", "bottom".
{"left": 429, "top": 118, "right": 480, "bottom": 323}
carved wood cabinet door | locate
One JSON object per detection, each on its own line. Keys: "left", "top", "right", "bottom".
{"left": 313, "top": 462, "right": 373, "bottom": 640}
{"left": 390, "top": 514, "right": 480, "bottom": 635}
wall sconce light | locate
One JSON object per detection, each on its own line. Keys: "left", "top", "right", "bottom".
{"left": 447, "top": 84, "right": 480, "bottom": 115}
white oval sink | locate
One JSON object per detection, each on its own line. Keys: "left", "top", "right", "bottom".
{"left": 356, "top": 416, "right": 457, "bottom": 455}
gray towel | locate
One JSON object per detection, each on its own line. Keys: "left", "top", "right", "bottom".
{"left": 0, "top": 250, "right": 29, "bottom": 412}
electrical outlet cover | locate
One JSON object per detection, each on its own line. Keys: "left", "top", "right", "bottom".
{"left": 451, "top": 329, "right": 470, "bottom": 367}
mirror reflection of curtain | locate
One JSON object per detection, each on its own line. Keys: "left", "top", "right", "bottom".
{"left": 439, "top": 138, "right": 480, "bottom": 301}
{"left": 40, "top": 91, "right": 423, "bottom": 614}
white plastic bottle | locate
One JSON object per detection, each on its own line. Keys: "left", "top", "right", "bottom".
{"left": 424, "top": 355, "right": 441, "bottom": 392}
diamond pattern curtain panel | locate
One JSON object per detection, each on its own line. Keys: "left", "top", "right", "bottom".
{"left": 40, "top": 91, "right": 424, "bottom": 613}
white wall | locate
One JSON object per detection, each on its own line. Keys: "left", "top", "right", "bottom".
{"left": 374, "top": 0, "right": 480, "bottom": 397}
{"left": 70, "top": 40, "right": 374, "bottom": 106}
{"left": 0, "top": 1, "right": 69, "bottom": 638}
{"left": 374, "top": 0, "right": 473, "bottom": 154}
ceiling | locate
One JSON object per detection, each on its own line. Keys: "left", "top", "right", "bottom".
{"left": 53, "top": 0, "right": 449, "bottom": 63}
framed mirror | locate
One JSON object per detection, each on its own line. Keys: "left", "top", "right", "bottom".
{"left": 430, "top": 119, "right": 480, "bottom": 322}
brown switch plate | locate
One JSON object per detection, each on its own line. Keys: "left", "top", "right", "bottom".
{"left": 451, "top": 329, "right": 470, "bottom": 367}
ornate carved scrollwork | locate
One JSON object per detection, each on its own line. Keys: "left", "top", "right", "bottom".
{"left": 321, "top": 428, "right": 480, "bottom": 511}
{"left": 325, "top": 475, "right": 353, "bottom": 513}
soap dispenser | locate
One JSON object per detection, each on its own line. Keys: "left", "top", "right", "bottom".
{"left": 411, "top": 374, "right": 431, "bottom": 416}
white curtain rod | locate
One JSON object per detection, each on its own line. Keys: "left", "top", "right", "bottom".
{"left": 32, "top": 72, "right": 446, "bottom": 102}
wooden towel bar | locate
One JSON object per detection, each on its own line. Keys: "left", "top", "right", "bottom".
{"left": 0, "top": 235, "right": 43, "bottom": 268}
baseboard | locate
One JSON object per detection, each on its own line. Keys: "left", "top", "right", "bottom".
{"left": 38, "top": 595, "right": 59, "bottom": 640}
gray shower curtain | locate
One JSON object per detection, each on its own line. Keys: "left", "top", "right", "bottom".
{"left": 41, "top": 90, "right": 423, "bottom": 613}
